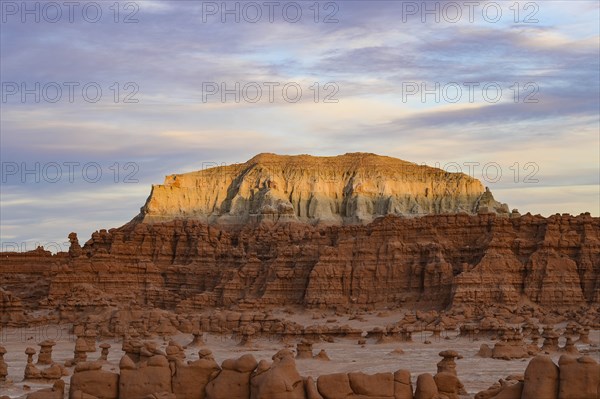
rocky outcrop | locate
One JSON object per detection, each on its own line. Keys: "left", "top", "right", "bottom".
{"left": 250, "top": 350, "right": 305, "bottom": 399}
{"left": 1, "top": 347, "right": 592, "bottom": 399}
{"left": 0, "top": 212, "right": 598, "bottom": 322}
{"left": 69, "top": 361, "right": 119, "bottom": 399}
{"left": 118, "top": 355, "right": 172, "bottom": 399}
{"left": 26, "top": 380, "right": 65, "bottom": 399}
{"left": 477, "top": 354, "right": 600, "bottom": 399}
{"left": 316, "top": 371, "right": 405, "bottom": 399}
{"left": 518, "top": 355, "right": 558, "bottom": 399}
{"left": 557, "top": 355, "right": 600, "bottom": 399}
{"left": 0, "top": 155, "right": 598, "bottom": 320}
{"left": 0, "top": 247, "right": 59, "bottom": 326}
{"left": 171, "top": 350, "right": 220, "bottom": 399}
{"left": 137, "top": 153, "right": 507, "bottom": 225}
{"left": 205, "top": 354, "right": 258, "bottom": 399}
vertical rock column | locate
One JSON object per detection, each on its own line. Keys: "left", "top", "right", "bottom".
{"left": 73, "top": 336, "right": 88, "bottom": 364}
{"left": 541, "top": 327, "right": 560, "bottom": 352}
{"left": 37, "top": 339, "right": 56, "bottom": 365}
{"left": 24, "top": 347, "right": 42, "bottom": 379}
{"left": 99, "top": 343, "right": 111, "bottom": 361}
{"left": 434, "top": 350, "right": 466, "bottom": 399}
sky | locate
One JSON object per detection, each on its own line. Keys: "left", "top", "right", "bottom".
{"left": 1, "top": 0, "right": 599, "bottom": 252}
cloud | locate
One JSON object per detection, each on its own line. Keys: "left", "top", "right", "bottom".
{"left": 1, "top": 1, "right": 598, "bottom": 248}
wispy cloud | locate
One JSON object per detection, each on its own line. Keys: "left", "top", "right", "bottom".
{"left": 1, "top": 0, "right": 598, "bottom": 248}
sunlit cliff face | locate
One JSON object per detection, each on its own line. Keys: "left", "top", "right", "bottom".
{"left": 139, "top": 153, "right": 508, "bottom": 225}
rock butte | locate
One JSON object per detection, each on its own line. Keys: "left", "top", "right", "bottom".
{"left": 0, "top": 153, "right": 599, "bottom": 399}
{"left": 137, "top": 152, "right": 510, "bottom": 224}
{"left": 0, "top": 153, "right": 599, "bottom": 319}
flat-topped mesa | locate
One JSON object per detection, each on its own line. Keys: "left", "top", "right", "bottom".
{"left": 138, "top": 152, "right": 509, "bottom": 225}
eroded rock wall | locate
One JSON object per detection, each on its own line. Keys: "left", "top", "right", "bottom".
{"left": 1, "top": 213, "right": 597, "bottom": 322}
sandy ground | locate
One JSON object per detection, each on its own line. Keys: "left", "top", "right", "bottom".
{"left": 1, "top": 315, "right": 599, "bottom": 398}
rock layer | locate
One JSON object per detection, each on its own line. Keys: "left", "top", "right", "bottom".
{"left": 0, "top": 213, "right": 598, "bottom": 322}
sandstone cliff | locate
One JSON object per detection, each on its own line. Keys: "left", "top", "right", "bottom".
{"left": 138, "top": 153, "right": 509, "bottom": 224}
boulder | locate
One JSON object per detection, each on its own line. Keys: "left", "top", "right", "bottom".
{"left": 205, "top": 354, "right": 258, "bottom": 399}
{"left": 172, "top": 355, "right": 220, "bottom": 399}
{"left": 521, "top": 355, "right": 559, "bottom": 399}
{"left": 348, "top": 372, "right": 394, "bottom": 397}
{"left": 69, "top": 367, "right": 119, "bottom": 399}
{"left": 414, "top": 373, "right": 439, "bottom": 399}
{"left": 250, "top": 350, "right": 304, "bottom": 399}
{"left": 119, "top": 355, "right": 172, "bottom": 399}
{"left": 557, "top": 355, "right": 600, "bottom": 399}
{"left": 305, "top": 376, "right": 324, "bottom": 399}
{"left": 394, "top": 370, "right": 413, "bottom": 399}
{"left": 26, "top": 380, "right": 65, "bottom": 399}
{"left": 317, "top": 373, "right": 353, "bottom": 399}
{"left": 434, "top": 372, "right": 463, "bottom": 399}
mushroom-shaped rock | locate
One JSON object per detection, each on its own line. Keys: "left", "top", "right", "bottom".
{"left": 187, "top": 330, "right": 205, "bottom": 347}
{"left": 25, "top": 347, "right": 37, "bottom": 363}
{"left": 437, "top": 350, "right": 461, "bottom": 375}
{"left": 99, "top": 343, "right": 111, "bottom": 361}
{"left": 24, "top": 347, "right": 42, "bottom": 380}
{"left": 37, "top": 340, "right": 56, "bottom": 365}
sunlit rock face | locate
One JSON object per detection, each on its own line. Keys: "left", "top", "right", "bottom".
{"left": 138, "top": 152, "right": 509, "bottom": 225}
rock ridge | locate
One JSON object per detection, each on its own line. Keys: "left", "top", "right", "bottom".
{"left": 1, "top": 213, "right": 597, "bottom": 322}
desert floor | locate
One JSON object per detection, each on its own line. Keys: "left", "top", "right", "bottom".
{"left": 1, "top": 310, "right": 599, "bottom": 398}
